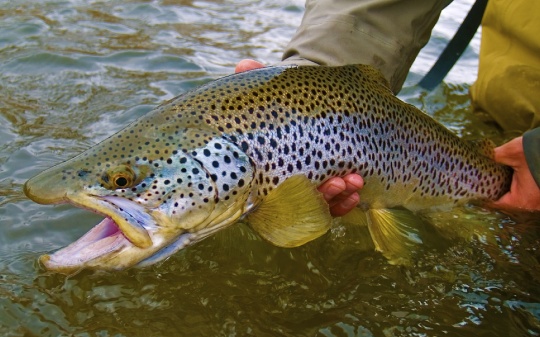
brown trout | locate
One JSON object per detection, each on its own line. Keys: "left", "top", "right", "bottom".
{"left": 24, "top": 65, "right": 511, "bottom": 272}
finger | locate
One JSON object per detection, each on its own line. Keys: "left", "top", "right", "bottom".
{"left": 235, "top": 59, "right": 265, "bottom": 73}
{"left": 318, "top": 177, "right": 347, "bottom": 202}
{"left": 342, "top": 174, "right": 364, "bottom": 194}
{"left": 329, "top": 192, "right": 360, "bottom": 217}
{"left": 491, "top": 191, "right": 540, "bottom": 211}
{"left": 326, "top": 174, "right": 363, "bottom": 216}
{"left": 493, "top": 137, "right": 523, "bottom": 167}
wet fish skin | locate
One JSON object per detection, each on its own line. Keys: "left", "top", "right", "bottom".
{"left": 23, "top": 65, "right": 512, "bottom": 272}
{"left": 169, "top": 65, "right": 510, "bottom": 210}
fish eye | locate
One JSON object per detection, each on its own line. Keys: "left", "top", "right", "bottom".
{"left": 101, "top": 165, "right": 137, "bottom": 190}
{"left": 110, "top": 170, "right": 134, "bottom": 189}
{"left": 114, "top": 176, "right": 129, "bottom": 188}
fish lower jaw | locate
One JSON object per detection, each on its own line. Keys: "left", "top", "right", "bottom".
{"left": 40, "top": 217, "right": 133, "bottom": 273}
{"left": 187, "top": 206, "right": 246, "bottom": 240}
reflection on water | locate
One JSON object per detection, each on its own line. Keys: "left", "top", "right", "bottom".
{"left": 0, "top": 0, "right": 539, "bottom": 336}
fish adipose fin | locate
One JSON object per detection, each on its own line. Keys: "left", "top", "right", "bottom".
{"left": 468, "top": 139, "right": 496, "bottom": 159}
{"left": 247, "top": 175, "right": 332, "bottom": 248}
{"left": 342, "top": 208, "right": 424, "bottom": 265}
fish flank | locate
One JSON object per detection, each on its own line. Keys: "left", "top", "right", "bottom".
{"left": 24, "top": 65, "right": 512, "bottom": 271}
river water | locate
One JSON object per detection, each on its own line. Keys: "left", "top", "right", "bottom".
{"left": 1, "top": 0, "right": 539, "bottom": 336}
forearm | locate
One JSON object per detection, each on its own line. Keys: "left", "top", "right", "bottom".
{"left": 280, "top": 0, "right": 451, "bottom": 93}
{"left": 523, "top": 127, "right": 540, "bottom": 188}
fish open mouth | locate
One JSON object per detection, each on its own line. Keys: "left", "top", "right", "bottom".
{"left": 25, "top": 163, "right": 224, "bottom": 272}
{"left": 40, "top": 217, "right": 133, "bottom": 271}
{"left": 39, "top": 195, "right": 197, "bottom": 273}
{"left": 39, "top": 195, "right": 164, "bottom": 272}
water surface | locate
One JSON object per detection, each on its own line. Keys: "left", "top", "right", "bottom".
{"left": 1, "top": 1, "right": 539, "bottom": 336}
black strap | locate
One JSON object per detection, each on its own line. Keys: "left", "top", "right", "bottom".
{"left": 418, "top": 0, "right": 488, "bottom": 90}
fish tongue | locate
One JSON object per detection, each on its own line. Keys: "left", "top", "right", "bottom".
{"left": 42, "top": 217, "right": 129, "bottom": 267}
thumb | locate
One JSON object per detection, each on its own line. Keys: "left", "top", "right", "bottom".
{"left": 494, "top": 137, "right": 524, "bottom": 167}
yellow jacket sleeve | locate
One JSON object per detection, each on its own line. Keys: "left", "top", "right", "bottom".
{"left": 470, "top": 0, "right": 540, "bottom": 133}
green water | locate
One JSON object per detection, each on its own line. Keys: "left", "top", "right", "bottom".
{"left": 1, "top": 0, "right": 539, "bottom": 336}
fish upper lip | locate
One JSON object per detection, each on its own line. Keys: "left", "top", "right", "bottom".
{"left": 67, "top": 193, "right": 155, "bottom": 248}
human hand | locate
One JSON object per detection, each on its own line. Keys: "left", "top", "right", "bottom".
{"left": 235, "top": 59, "right": 364, "bottom": 216}
{"left": 317, "top": 175, "right": 364, "bottom": 216}
{"left": 492, "top": 137, "right": 540, "bottom": 211}
{"left": 235, "top": 59, "right": 265, "bottom": 73}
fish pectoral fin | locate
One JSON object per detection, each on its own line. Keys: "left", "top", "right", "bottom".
{"left": 366, "top": 208, "right": 424, "bottom": 266}
{"left": 247, "top": 175, "right": 332, "bottom": 248}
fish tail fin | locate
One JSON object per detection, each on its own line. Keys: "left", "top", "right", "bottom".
{"left": 342, "top": 208, "right": 425, "bottom": 265}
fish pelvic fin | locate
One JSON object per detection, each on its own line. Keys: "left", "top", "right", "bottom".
{"left": 341, "top": 207, "right": 425, "bottom": 266}
{"left": 367, "top": 208, "right": 425, "bottom": 265}
{"left": 340, "top": 207, "right": 369, "bottom": 227}
{"left": 247, "top": 175, "right": 332, "bottom": 248}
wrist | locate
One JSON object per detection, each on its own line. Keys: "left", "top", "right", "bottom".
{"left": 523, "top": 128, "right": 540, "bottom": 188}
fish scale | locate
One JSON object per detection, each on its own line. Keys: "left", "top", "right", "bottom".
{"left": 160, "top": 65, "right": 511, "bottom": 211}
{"left": 24, "top": 64, "right": 512, "bottom": 272}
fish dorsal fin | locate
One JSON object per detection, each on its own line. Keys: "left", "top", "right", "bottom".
{"left": 365, "top": 208, "right": 424, "bottom": 265}
{"left": 468, "top": 139, "right": 496, "bottom": 159}
{"left": 354, "top": 64, "right": 392, "bottom": 90}
{"left": 247, "top": 175, "right": 332, "bottom": 248}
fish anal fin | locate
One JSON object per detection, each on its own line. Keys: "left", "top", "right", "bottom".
{"left": 366, "top": 208, "right": 424, "bottom": 265}
{"left": 247, "top": 175, "right": 332, "bottom": 248}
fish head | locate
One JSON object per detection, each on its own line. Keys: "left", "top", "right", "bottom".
{"left": 24, "top": 123, "right": 256, "bottom": 273}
